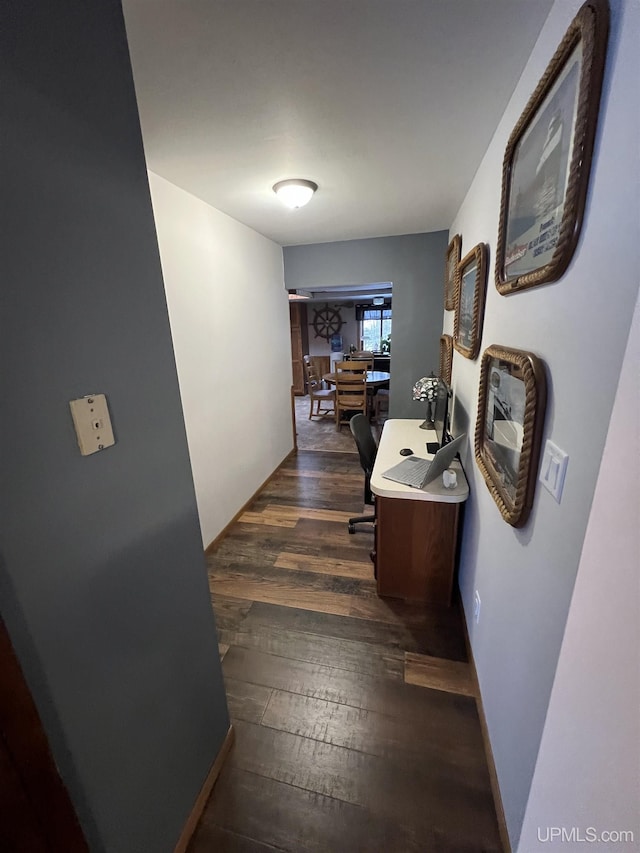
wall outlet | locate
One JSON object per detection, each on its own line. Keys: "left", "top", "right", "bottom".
{"left": 473, "top": 590, "right": 481, "bottom": 624}
{"left": 69, "top": 394, "right": 115, "bottom": 456}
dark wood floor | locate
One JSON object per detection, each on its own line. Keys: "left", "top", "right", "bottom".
{"left": 190, "top": 450, "right": 502, "bottom": 852}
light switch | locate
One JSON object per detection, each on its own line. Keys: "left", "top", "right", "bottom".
{"left": 539, "top": 439, "right": 569, "bottom": 503}
{"left": 69, "top": 394, "right": 115, "bottom": 456}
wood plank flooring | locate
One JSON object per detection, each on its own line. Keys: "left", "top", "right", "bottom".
{"left": 190, "top": 449, "right": 502, "bottom": 853}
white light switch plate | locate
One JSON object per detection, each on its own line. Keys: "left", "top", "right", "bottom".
{"left": 539, "top": 440, "right": 569, "bottom": 503}
{"left": 69, "top": 394, "right": 115, "bottom": 456}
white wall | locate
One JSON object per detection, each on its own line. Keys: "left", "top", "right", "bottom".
{"left": 518, "top": 290, "right": 640, "bottom": 850}
{"left": 445, "top": 0, "right": 640, "bottom": 846}
{"left": 149, "top": 172, "right": 293, "bottom": 546}
{"left": 307, "top": 303, "right": 360, "bottom": 358}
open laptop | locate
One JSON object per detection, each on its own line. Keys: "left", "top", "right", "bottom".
{"left": 381, "top": 433, "right": 466, "bottom": 489}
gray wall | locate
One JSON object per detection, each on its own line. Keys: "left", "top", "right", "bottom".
{"left": 0, "top": 3, "right": 228, "bottom": 851}
{"left": 284, "top": 232, "right": 448, "bottom": 417}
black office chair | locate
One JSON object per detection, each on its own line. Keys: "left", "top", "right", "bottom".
{"left": 348, "top": 413, "right": 378, "bottom": 534}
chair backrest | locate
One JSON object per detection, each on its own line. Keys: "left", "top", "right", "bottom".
{"left": 352, "top": 351, "right": 374, "bottom": 370}
{"left": 335, "top": 373, "right": 366, "bottom": 399}
{"left": 304, "top": 356, "right": 321, "bottom": 387}
{"left": 336, "top": 360, "right": 368, "bottom": 374}
{"left": 350, "top": 413, "right": 378, "bottom": 479}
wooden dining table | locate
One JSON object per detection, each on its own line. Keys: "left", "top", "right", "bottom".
{"left": 322, "top": 370, "right": 391, "bottom": 387}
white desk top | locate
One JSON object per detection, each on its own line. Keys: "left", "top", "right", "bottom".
{"left": 371, "top": 419, "right": 469, "bottom": 503}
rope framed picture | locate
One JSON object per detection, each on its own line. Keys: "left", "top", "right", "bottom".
{"left": 495, "top": 0, "right": 609, "bottom": 294}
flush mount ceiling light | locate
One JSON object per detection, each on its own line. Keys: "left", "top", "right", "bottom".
{"left": 273, "top": 178, "right": 318, "bottom": 209}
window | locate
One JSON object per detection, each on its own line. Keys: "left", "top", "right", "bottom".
{"left": 356, "top": 302, "right": 392, "bottom": 351}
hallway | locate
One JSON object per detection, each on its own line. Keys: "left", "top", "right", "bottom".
{"left": 192, "top": 449, "right": 502, "bottom": 851}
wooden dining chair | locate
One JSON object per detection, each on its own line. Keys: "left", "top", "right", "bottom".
{"left": 335, "top": 373, "right": 367, "bottom": 431}
{"left": 372, "top": 388, "right": 390, "bottom": 423}
{"left": 303, "top": 356, "right": 335, "bottom": 420}
{"left": 336, "top": 360, "right": 372, "bottom": 415}
{"left": 352, "top": 353, "right": 376, "bottom": 411}
{"left": 352, "top": 351, "right": 374, "bottom": 371}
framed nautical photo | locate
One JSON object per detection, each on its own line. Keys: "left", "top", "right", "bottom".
{"left": 475, "top": 346, "right": 547, "bottom": 527}
{"left": 444, "top": 234, "right": 461, "bottom": 311}
{"left": 453, "top": 243, "right": 487, "bottom": 360}
{"left": 495, "top": 0, "right": 609, "bottom": 294}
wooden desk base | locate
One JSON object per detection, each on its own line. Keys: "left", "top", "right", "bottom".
{"left": 375, "top": 495, "right": 460, "bottom": 605}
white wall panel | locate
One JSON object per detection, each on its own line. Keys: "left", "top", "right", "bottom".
{"left": 149, "top": 172, "right": 292, "bottom": 546}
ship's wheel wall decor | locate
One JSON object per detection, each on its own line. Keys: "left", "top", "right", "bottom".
{"left": 312, "top": 303, "right": 344, "bottom": 340}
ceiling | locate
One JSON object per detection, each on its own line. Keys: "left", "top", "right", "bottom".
{"left": 123, "top": 0, "right": 552, "bottom": 248}
{"left": 295, "top": 282, "right": 393, "bottom": 304}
